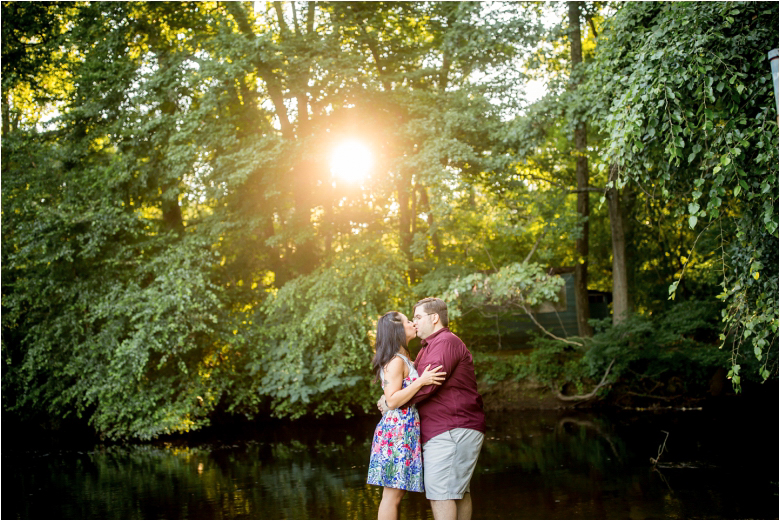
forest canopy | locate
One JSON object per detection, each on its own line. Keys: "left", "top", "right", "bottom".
{"left": 2, "top": 1, "right": 777, "bottom": 440}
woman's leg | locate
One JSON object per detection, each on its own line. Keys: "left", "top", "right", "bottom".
{"left": 378, "top": 487, "right": 406, "bottom": 520}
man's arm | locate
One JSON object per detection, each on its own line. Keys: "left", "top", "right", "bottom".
{"left": 406, "top": 343, "right": 458, "bottom": 406}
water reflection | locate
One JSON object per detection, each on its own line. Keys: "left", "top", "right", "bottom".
{"left": 3, "top": 410, "right": 777, "bottom": 519}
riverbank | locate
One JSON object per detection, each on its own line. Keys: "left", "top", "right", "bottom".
{"left": 477, "top": 373, "right": 777, "bottom": 412}
{"left": 4, "top": 376, "right": 776, "bottom": 452}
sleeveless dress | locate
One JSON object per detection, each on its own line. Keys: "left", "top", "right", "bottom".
{"left": 366, "top": 353, "right": 424, "bottom": 492}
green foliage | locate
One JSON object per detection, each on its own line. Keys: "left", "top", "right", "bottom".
{"left": 442, "top": 262, "right": 566, "bottom": 319}
{"left": 472, "top": 352, "right": 530, "bottom": 385}
{"left": 476, "top": 301, "right": 730, "bottom": 403}
{"left": 232, "top": 242, "right": 410, "bottom": 420}
{"left": 3, "top": 1, "right": 773, "bottom": 440}
{"left": 8, "top": 1, "right": 539, "bottom": 439}
{"left": 584, "top": 301, "right": 728, "bottom": 394}
{"left": 526, "top": 335, "right": 589, "bottom": 394}
{"left": 588, "top": 1, "right": 779, "bottom": 387}
{"left": 436, "top": 262, "right": 568, "bottom": 349}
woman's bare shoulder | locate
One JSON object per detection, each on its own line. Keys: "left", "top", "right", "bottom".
{"left": 383, "top": 354, "right": 405, "bottom": 374}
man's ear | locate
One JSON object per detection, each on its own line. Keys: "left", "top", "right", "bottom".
{"left": 431, "top": 312, "right": 439, "bottom": 326}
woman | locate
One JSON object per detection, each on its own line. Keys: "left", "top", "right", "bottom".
{"left": 366, "top": 311, "right": 446, "bottom": 520}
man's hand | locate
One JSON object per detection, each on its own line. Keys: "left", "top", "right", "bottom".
{"left": 377, "top": 396, "right": 390, "bottom": 415}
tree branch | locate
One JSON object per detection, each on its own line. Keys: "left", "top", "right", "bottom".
{"left": 273, "top": 1, "right": 291, "bottom": 38}
{"left": 225, "top": 1, "right": 293, "bottom": 139}
{"left": 553, "top": 358, "right": 616, "bottom": 402}
{"left": 291, "top": 1, "right": 300, "bottom": 34}
{"left": 523, "top": 226, "right": 548, "bottom": 263}
{"left": 522, "top": 172, "right": 603, "bottom": 193}
{"left": 586, "top": 15, "right": 598, "bottom": 39}
{"left": 355, "top": 20, "right": 390, "bottom": 91}
{"left": 306, "top": 2, "right": 315, "bottom": 34}
{"left": 519, "top": 303, "right": 583, "bottom": 347}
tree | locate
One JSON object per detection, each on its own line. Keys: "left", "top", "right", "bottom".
{"left": 1, "top": 1, "right": 549, "bottom": 438}
{"left": 567, "top": 1, "right": 593, "bottom": 336}
{"left": 588, "top": 1, "right": 779, "bottom": 386}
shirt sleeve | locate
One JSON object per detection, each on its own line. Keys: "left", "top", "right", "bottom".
{"left": 407, "top": 339, "right": 459, "bottom": 406}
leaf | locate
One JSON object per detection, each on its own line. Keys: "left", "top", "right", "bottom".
{"left": 688, "top": 215, "right": 698, "bottom": 229}
{"left": 688, "top": 202, "right": 700, "bottom": 214}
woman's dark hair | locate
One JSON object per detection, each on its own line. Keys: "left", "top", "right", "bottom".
{"left": 371, "top": 311, "right": 408, "bottom": 382}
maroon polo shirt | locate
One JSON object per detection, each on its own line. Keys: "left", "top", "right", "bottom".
{"left": 407, "top": 327, "right": 486, "bottom": 444}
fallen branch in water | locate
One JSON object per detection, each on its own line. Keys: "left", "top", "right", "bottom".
{"left": 650, "top": 430, "right": 670, "bottom": 469}
{"left": 626, "top": 391, "right": 684, "bottom": 402}
{"left": 553, "top": 358, "right": 616, "bottom": 403}
{"left": 650, "top": 431, "right": 674, "bottom": 493}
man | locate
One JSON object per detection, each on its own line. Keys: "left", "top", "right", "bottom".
{"left": 379, "top": 297, "right": 486, "bottom": 520}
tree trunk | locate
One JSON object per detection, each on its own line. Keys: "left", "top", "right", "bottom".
{"left": 569, "top": 1, "right": 592, "bottom": 337}
{"left": 622, "top": 185, "right": 637, "bottom": 313}
{"left": 146, "top": 24, "right": 184, "bottom": 235}
{"left": 2, "top": 90, "right": 10, "bottom": 136}
{"left": 418, "top": 185, "right": 442, "bottom": 257}
{"left": 397, "top": 171, "right": 413, "bottom": 265}
{"left": 607, "top": 165, "right": 629, "bottom": 324}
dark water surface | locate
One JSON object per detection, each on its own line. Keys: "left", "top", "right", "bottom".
{"left": 4, "top": 408, "right": 778, "bottom": 519}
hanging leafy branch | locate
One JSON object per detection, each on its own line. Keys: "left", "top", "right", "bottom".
{"left": 587, "top": 1, "right": 779, "bottom": 389}
{"left": 441, "top": 262, "right": 575, "bottom": 344}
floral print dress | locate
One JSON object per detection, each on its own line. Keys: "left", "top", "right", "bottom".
{"left": 366, "top": 353, "right": 424, "bottom": 492}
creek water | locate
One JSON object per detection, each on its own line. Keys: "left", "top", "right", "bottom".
{"left": 3, "top": 407, "right": 777, "bottom": 519}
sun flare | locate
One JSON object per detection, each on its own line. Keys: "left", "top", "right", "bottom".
{"left": 330, "top": 140, "right": 373, "bottom": 183}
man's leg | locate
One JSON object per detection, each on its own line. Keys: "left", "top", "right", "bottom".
{"left": 423, "top": 433, "right": 456, "bottom": 517}
{"left": 424, "top": 430, "right": 482, "bottom": 520}
{"left": 430, "top": 499, "right": 457, "bottom": 520}
{"left": 448, "top": 429, "right": 483, "bottom": 520}
{"left": 455, "top": 492, "right": 472, "bottom": 520}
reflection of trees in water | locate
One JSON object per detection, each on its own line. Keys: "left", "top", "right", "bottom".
{"left": 476, "top": 413, "right": 640, "bottom": 519}
{"left": 11, "top": 412, "right": 770, "bottom": 519}
{"left": 14, "top": 436, "right": 406, "bottom": 519}
{"left": 480, "top": 414, "right": 628, "bottom": 477}
{"left": 556, "top": 417, "right": 622, "bottom": 463}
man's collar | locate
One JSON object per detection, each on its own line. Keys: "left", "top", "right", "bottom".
{"left": 420, "top": 327, "right": 450, "bottom": 347}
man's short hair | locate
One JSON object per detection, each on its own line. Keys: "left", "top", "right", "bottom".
{"left": 414, "top": 297, "right": 448, "bottom": 327}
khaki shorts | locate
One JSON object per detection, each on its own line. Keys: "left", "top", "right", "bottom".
{"left": 422, "top": 428, "right": 484, "bottom": 500}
